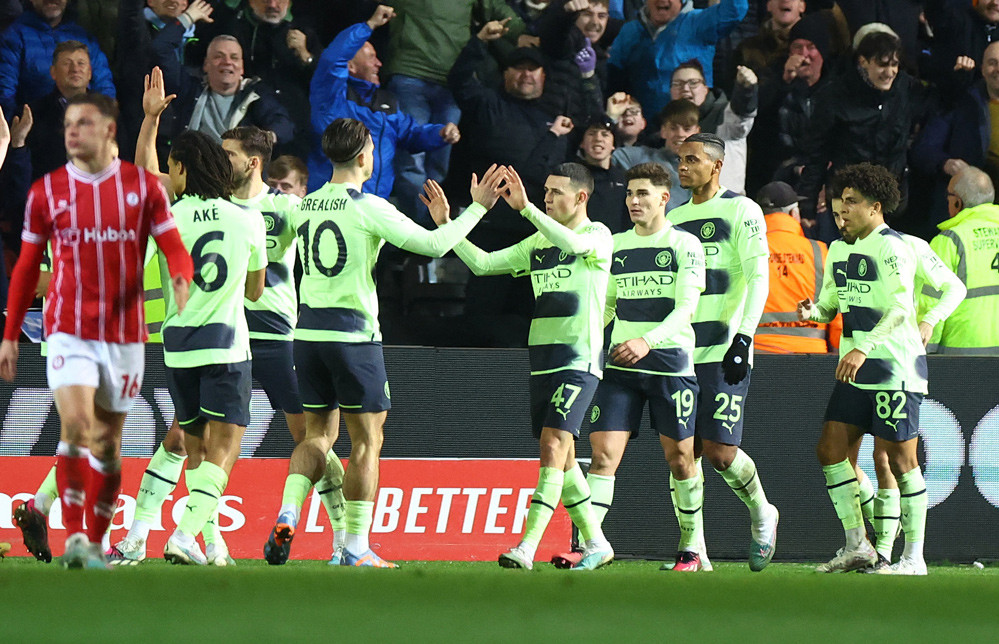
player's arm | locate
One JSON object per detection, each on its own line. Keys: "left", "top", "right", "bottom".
{"left": 800, "top": 250, "right": 839, "bottom": 323}
{"left": 915, "top": 239, "right": 966, "bottom": 347}
{"left": 452, "top": 237, "right": 533, "bottom": 277}
{"left": 244, "top": 207, "right": 269, "bottom": 301}
{"left": 604, "top": 269, "right": 617, "bottom": 327}
{"left": 642, "top": 240, "right": 706, "bottom": 348}
{"left": 722, "top": 203, "right": 769, "bottom": 384}
{"left": 136, "top": 66, "right": 176, "bottom": 196}
{"left": 503, "top": 167, "right": 604, "bottom": 258}
{"left": 146, "top": 177, "right": 193, "bottom": 312}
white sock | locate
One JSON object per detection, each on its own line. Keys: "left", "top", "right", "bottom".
{"left": 517, "top": 540, "right": 538, "bottom": 560}
{"left": 278, "top": 504, "right": 300, "bottom": 526}
{"left": 129, "top": 520, "right": 153, "bottom": 542}
{"left": 171, "top": 530, "right": 195, "bottom": 548}
{"left": 345, "top": 531, "right": 369, "bottom": 555}
{"left": 845, "top": 526, "right": 865, "bottom": 549}
{"left": 902, "top": 540, "right": 924, "bottom": 561}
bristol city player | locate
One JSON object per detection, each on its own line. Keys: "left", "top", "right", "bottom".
{"left": 0, "top": 93, "right": 193, "bottom": 569}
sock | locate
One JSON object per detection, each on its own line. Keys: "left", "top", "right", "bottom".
{"left": 672, "top": 459, "right": 706, "bottom": 550}
{"left": 318, "top": 450, "right": 347, "bottom": 548}
{"left": 560, "top": 465, "right": 605, "bottom": 544}
{"left": 84, "top": 454, "right": 121, "bottom": 544}
{"left": 55, "top": 442, "right": 91, "bottom": 536}
{"left": 857, "top": 469, "right": 876, "bottom": 525}
{"left": 898, "top": 467, "right": 927, "bottom": 560}
{"left": 823, "top": 459, "right": 864, "bottom": 543}
{"left": 202, "top": 507, "right": 223, "bottom": 546}
{"left": 673, "top": 474, "right": 704, "bottom": 552}
{"left": 176, "top": 462, "right": 228, "bottom": 539}
{"left": 586, "top": 473, "right": 614, "bottom": 525}
{"left": 717, "top": 449, "right": 769, "bottom": 521}
{"left": 873, "top": 488, "right": 900, "bottom": 560}
{"left": 34, "top": 465, "right": 58, "bottom": 515}
{"left": 519, "top": 467, "right": 564, "bottom": 556}
{"left": 344, "top": 500, "right": 374, "bottom": 554}
{"left": 130, "top": 445, "right": 186, "bottom": 542}
{"left": 278, "top": 473, "right": 313, "bottom": 527}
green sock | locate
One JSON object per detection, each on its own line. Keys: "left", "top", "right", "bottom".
{"left": 130, "top": 445, "right": 187, "bottom": 541}
{"left": 822, "top": 459, "right": 864, "bottom": 531}
{"left": 344, "top": 500, "right": 374, "bottom": 554}
{"left": 897, "top": 468, "right": 927, "bottom": 545}
{"left": 673, "top": 475, "right": 704, "bottom": 552}
{"left": 873, "top": 488, "right": 900, "bottom": 559}
{"left": 318, "top": 450, "right": 347, "bottom": 532}
{"left": 586, "top": 473, "right": 614, "bottom": 525}
{"left": 202, "top": 507, "right": 222, "bottom": 545}
{"left": 669, "top": 459, "right": 703, "bottom": 521}
{"left": 34, "top": 465, "right": 58, "bottom": 515}
{"left": 857, "top": 469, "right": 876, "bottom": 525}
{"left": 717, "top": 449, "right": 769, "bottom": 521}
{"left": 177, "top": 462, "right": 228, "bottom": 538}
{"left": 521, "top": 467, "right": 564, "bottom": 551}
{"left": 561, "top": 465, "right": 603, "bottom": 543}
{"left": 278, "top": 473, "right": 313, "bottom": 527}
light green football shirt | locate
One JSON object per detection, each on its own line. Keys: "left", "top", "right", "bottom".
{"left": 230, "top": 187, "right": 300, "bottom": 341}
{"left": 814, "top": 224, "right": 926, "bottom": 393}
{"left": 606, "top": 224, "right": 706, "bottom": 376}
{"left": 453, "top": 205, "right": 612, "bottom": 377}
{"left": 292, "top": 182, "right": 486, "bottom": 343}
{"left": 667, "top": 188, "right": 770, "bottom": 365}
{"left": 160, "top": 195, "right": 268, "bottom": 368}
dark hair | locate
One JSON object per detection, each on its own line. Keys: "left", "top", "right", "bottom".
{"left": 683, "top": 132, "right": 725, "bottom": 160}
{"left": 658, "top": 99, "right": 700, "bottom": 128}
{"left": 268, "top": 154, "right": 308, "bottom": 182}
{"left": 626, "top": 162, "right": 672, "bottom": 190}
{"left": 169, "top": 131, "right": 234, "bottom": 200}
{"left": 52, "top": 40, "right": 88, "bottom": 65}
{"left": 833, "top": 162, "right": 900, "bottom": 213}
{"left": 322, "top": 118, "right": 370, "bottom": 165}
{"left": 221, "top": 126, "right": 274, "bottom": 167}
{"left": 65, "top": 93, "right": 119, "bottom": 122}
{"left": 550, "top": 162, "right": 594, "bottom": 194}
{"left": 672, "top": 59, "right": 705, "bottom": 81}
{"left": 855, "top": 31, "right": 902, "bottom": 65}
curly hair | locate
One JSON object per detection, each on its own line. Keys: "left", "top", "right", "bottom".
{"left": 833, "top": 162, "right": 900, "bottom": 214}
{"left": 169, "top": 131, "right": 234, "bottom": 200}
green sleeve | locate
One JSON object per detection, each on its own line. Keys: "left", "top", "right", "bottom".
{"left": 368, "top": 200, "right": 486, "bottom": 257}
{"left": 642, "top": 236, "right": 706, "bottom": 348}
{"left": 453, "top": 235, "right": 533, "bottom": 276}
{"left": 810, "top": 250, "right": 839, "bottom": 323}
{"left": 853, "top": 239, "right": 911, "bottom": 356}
{"left": 520, "top": 204, "right": 604, "bottom": 258}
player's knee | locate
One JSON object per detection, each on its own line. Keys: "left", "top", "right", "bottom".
{"left": 60, "top": 411, "right": 93, "bottom": 442}
{"left": 815, "top": 439, "right": 839, "bottom": 466}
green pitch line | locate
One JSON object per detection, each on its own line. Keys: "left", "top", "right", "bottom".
{"left": 1, "top": 559, "right": 997, "bottom": 642}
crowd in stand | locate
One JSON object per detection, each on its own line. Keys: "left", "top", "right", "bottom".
{"left": 0, "top": 0, "right": 997, "bottom": 353}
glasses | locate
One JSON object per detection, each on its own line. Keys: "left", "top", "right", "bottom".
{"left": 621, "top": 107, "right": 642, "bottom": 117}
{"left": 671, "top": 78, "right": 704, "bottom": 90}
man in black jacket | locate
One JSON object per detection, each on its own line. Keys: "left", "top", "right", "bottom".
{"left": 576, "top": 116, "right": 628, "bottom": 233}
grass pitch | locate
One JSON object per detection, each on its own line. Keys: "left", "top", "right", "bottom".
{"left": 2, "top": 558, "right": 997, "bottom": 642}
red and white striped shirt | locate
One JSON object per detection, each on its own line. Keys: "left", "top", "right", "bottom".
{"left": 22, "top": 159, "right": 177, "bottom": 343}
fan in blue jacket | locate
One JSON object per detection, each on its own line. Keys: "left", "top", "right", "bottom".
{"left": 307, "top": 11, "right": 458, "bottom": 198}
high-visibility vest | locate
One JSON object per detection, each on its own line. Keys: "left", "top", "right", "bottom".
{"left": 755, "top": 213, "right": 840, "bottom": 353}
{"left": 927, "top": 203, "right": 999, "bottom": 355}
{"left": 144, "top": 252, "right": 165, "bottom": 344}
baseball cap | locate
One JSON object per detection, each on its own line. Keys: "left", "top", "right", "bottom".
{"left": 756, "top": 181, "right": 802, "bottom": 211}
{"left": 505, "top": 47, "right": 545, "bottom": 70}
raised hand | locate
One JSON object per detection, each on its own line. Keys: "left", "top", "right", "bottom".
{"left": 606, "top": 92, "right": 631, "bottom": 120}
{"left": 367, "top": 4, "right": 396, "bottom": 29}
{"left": 185, "top": 0, "right": 214, "bottom": 24}
{"left": 439, "top": 123, "right": 461, "bottom": 144}
{"left": 478, "top": 18, "right": 510, "bottom": 42}
{"left": 549, "top": 115, "right": 574, "bottom": 137}
{"left": 143, "top": 67, "right": 176, "bottom": 118}
{"left": 11, "top": 104, "right": 33, "bottom": 148}
{"left": 470, "top": 164, "right": 506, "bottom": 209}
{"left": 735, "top": 65, "right": 758, "bottom": 87}
{"left": 419, "top": 179, "right": 451, "bottom": 227}
{"left": 500, "top": 166, "right": 529, "bottom": 211}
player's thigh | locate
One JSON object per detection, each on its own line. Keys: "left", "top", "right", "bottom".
{"left": 866, "top": 390, "right": 922, "bottom": 443}
{"left": 693, "top": 362, "right": 750, "bottom": 445}
{"left": 165, "top": 365, "right": 205, "bottom": 434}
{"left": 304, "top": 408, "right": 340, "bottom": 442}
{"left": 329, "top": 342, "right": 391, "bottom": 414}
{"left": 588, "top": 369, "right": 645, "bottom": 438}
{"left": 647, "top": 374, "right": 699, "bottom": 442}
{"left": 343, "top": 410, "right": 387, "bottom": 450}
{"left": 94, "top": 341, "right": 145, "bottom": 414}
{"left": 250, "top": 339, "right": 303, "bottom": 414}
{"left": 529, "top": 370, "right": 599, "bottom": 439}
{"left": 198, "top": 360, "right": 253, "bottom": 429}
{"left": 46, "top": 333, "right": 100, "bottom": 434}
{"left": 293, "top": 339, "right": 339, "bottom": 413}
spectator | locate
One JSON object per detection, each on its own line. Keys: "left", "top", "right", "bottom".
{"left": 575, "top": 116, "right": 629, "bottom": 232}
{"left": 607, "top": 0, "right": 748, "bottom": 117}
{"left": 446, "top": 20, "right": 576, "bottom": 346}
{"left": 927, "top": 167, "right": 999, "bottom": 355}
{"left": 75, "top": 0, "right": 121, "bottom": 64}
{"left": 746, "top": 11, "right": 831, "bottom": 197}
{"left": 611, "top": 98, "right": 693, "bottom": 211}
{"left": 216, "top": 0, "right": 321, "bottom": 159}
{"left": 537, "top": 0, "right": 614, "bottom": 94}
{"left": 834, "top": 0, "right": 923, "bottom": 73}
{"left": 266, "top": 154, "right": 308, "bottom": 198}
{"left": 0, "top": 0, "right": 116, "bottom": 115}
{"left": 115, "top": 0, "right": 214, "bottom": 161}
{"left": 383, "top": 0, "right": 524, "bottom": 226}
{"left": 307, "top": 6, "right": 460, "bottom": 209}
{"left": 0, "top": 102, "right": 32, "bottom": 260}
{"left": 911, "top": 42, "right": 999, "bottom": 223}
{"left": 605, "top": 91, "right": 647, "bottom": 147}
{"left": 798, "top": 31, "right": 929, "bottom": 239}
{"left": 24, "top": 41, "right": 92, "bottom": 180}
{"left": 753, "top": 180, "right": 838, "bottom": 354}
{"left": 734, "top": 0, "right": 806, "bottom": 76}
{"left": 924, "top": 0, "right": 999, "bottom": 97}
{"left": 157, "top": 34, "right": 295, "bottom": 155}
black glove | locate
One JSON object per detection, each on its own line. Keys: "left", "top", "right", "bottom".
{"left": 721, "top": 333, "right": 752, "bottom": 385}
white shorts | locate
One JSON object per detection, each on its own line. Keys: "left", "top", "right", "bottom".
{"left": 46, "top": 333, "right": 145, "bottom": 413}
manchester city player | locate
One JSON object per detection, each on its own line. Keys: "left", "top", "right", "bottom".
{"left": 580, "top": 162, "right": 707, "bottom": 571}
{"left": 288, "top": 118, "right": 501, "bottom": 567}
{"left": 668, "top": 133, "right": 779, "bottom": 571}
{"left": 437, "top": 163, "right": 614, "bottom": 571}
{"left": 801, "top": 163, "right": 931, "bottom": 575}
